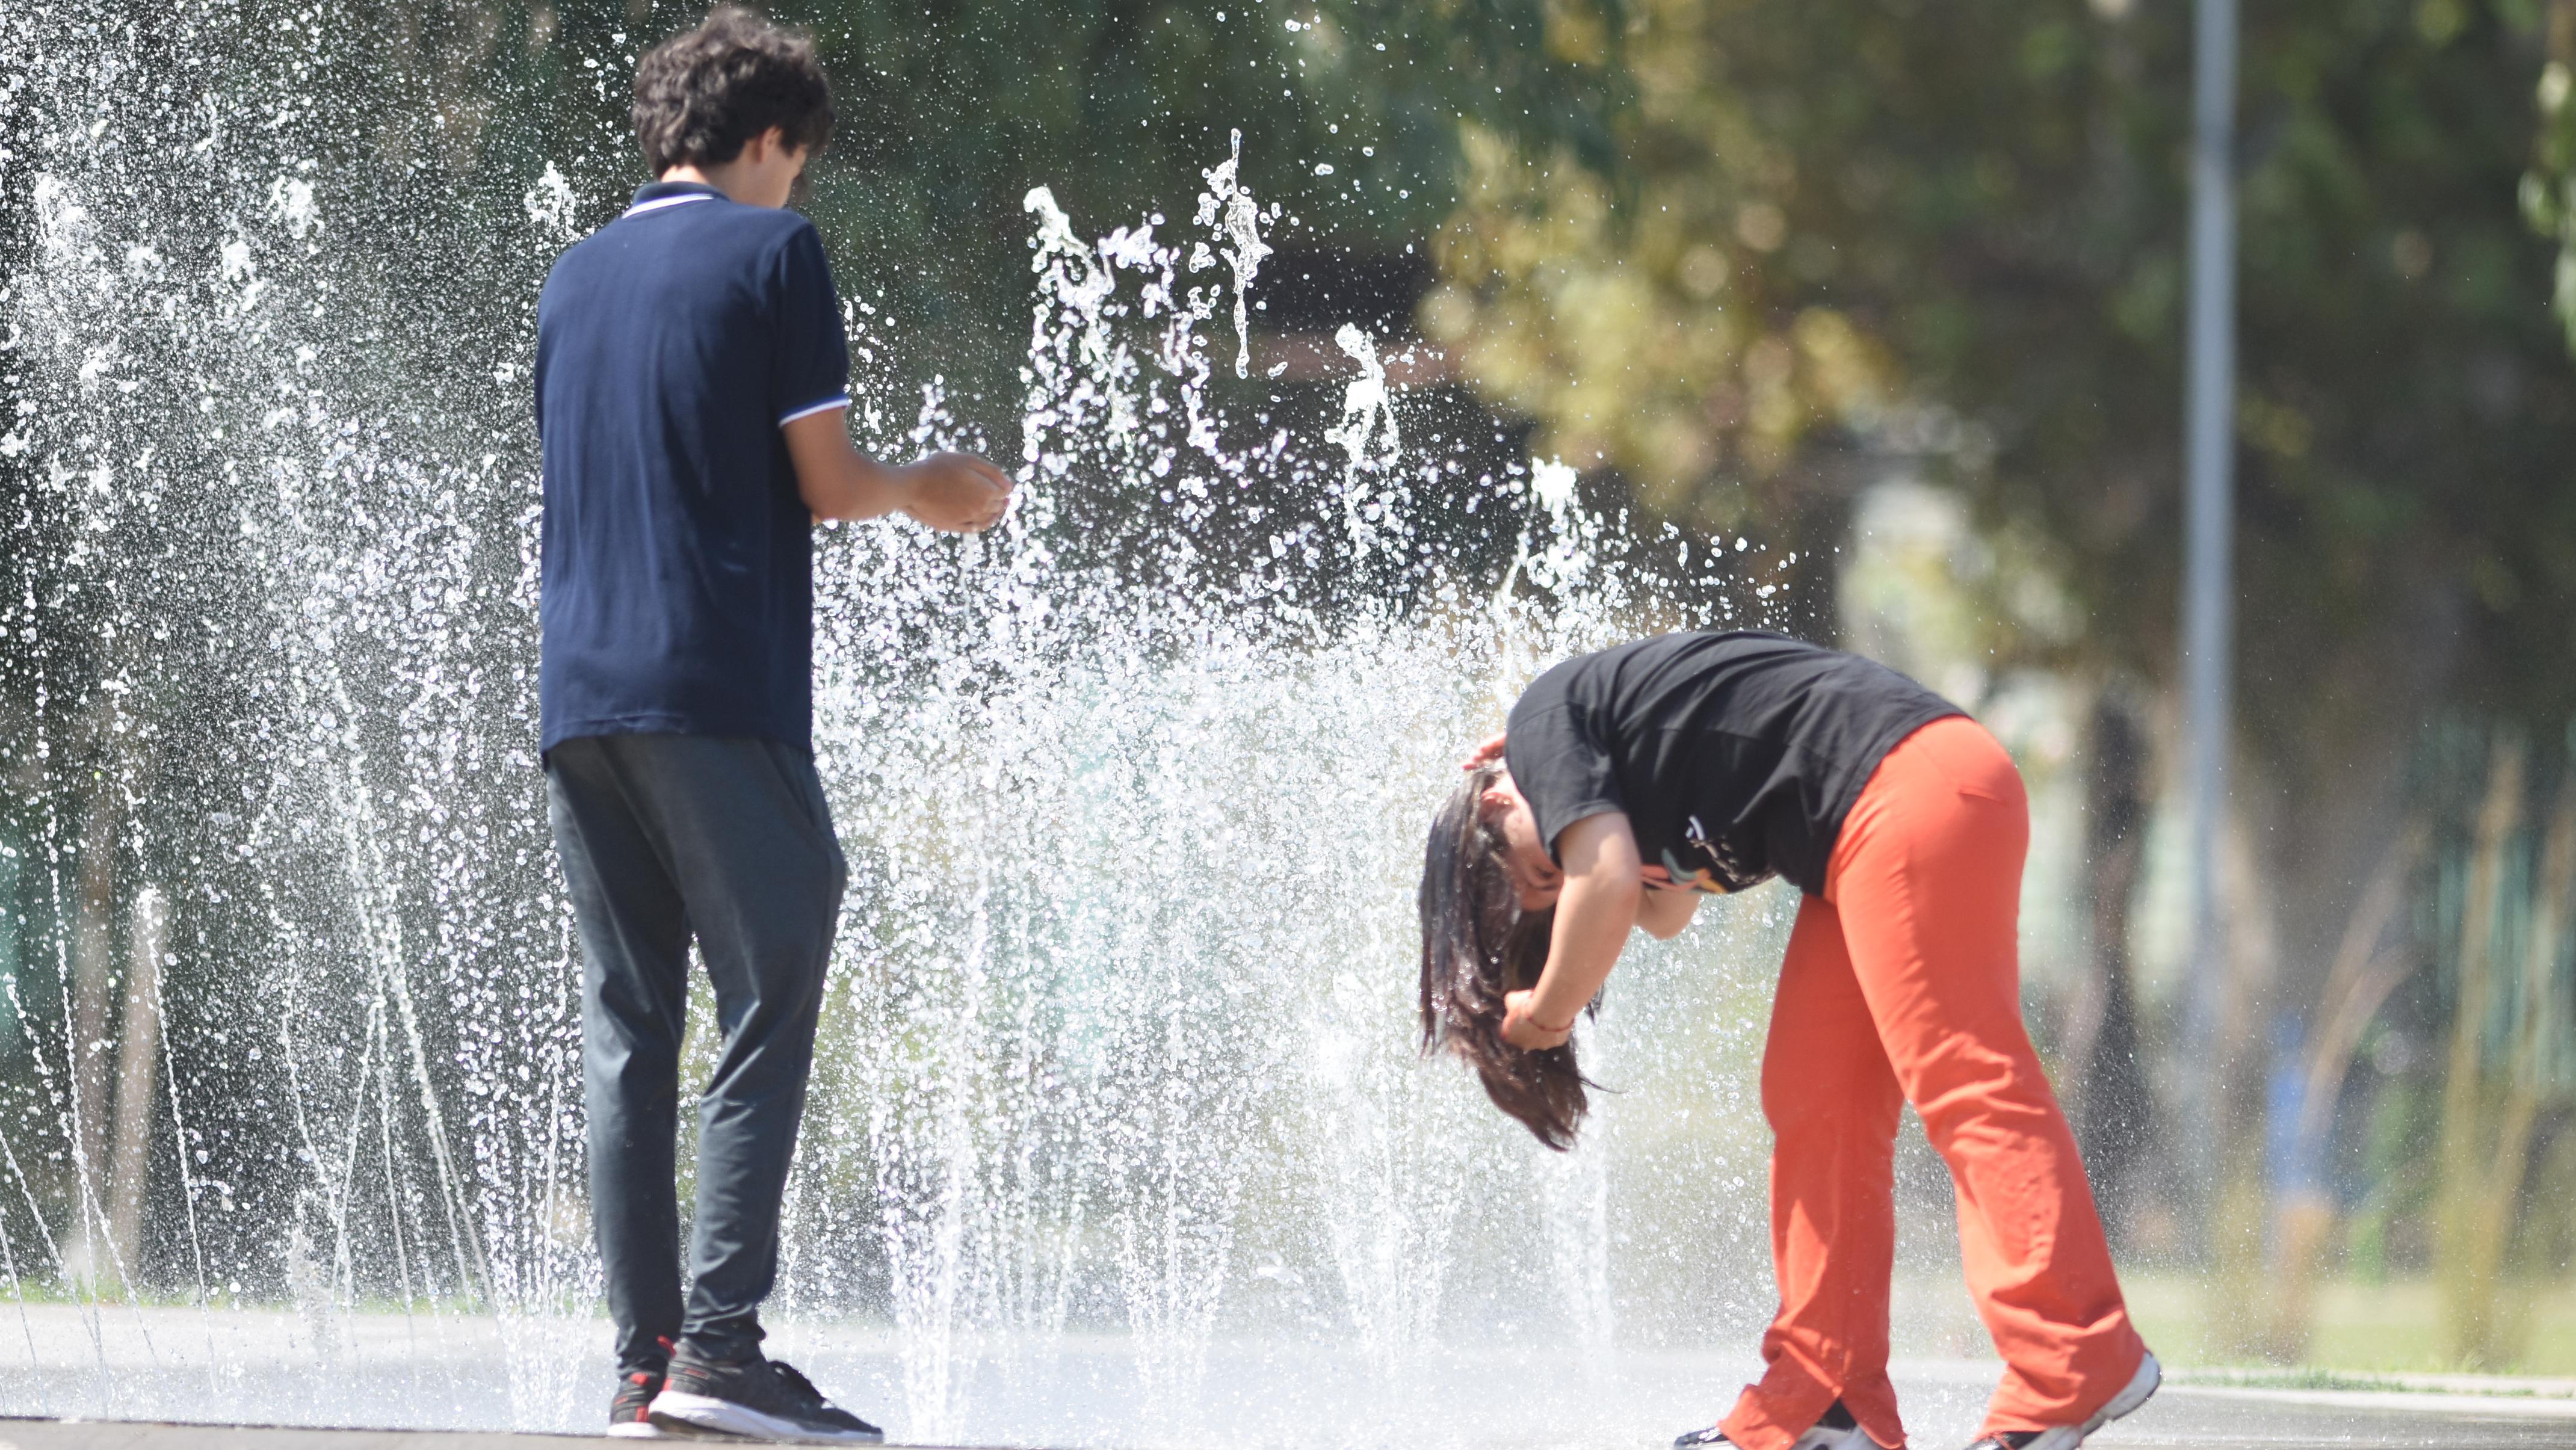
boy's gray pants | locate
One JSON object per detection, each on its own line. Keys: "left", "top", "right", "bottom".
{"left": 545, "top": 733, "right": 847, "bottom": 1373}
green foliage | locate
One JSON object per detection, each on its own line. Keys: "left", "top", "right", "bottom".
{"left": 307, "top": 0, "right": 1627, "bottom": 420}
{"left": 783, "top": 0, "right": 1627, "bottom": 400}
{"left": 59, "top": 0, "right": 2570, "bottom": 729}
{"left": 2522, "top": 4, "right": 2576, "bottom": 350}
{"left": 2423, "top": 727, "right": 2576, "bottom": 1365}
{"left": 1437, "top": 0, "right": 2576, "bottom": 734}
{"left": 11, "top": 0, "right": 2576, "bottom": 1305}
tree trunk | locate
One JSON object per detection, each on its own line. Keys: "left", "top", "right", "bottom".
{"left": 67, "top": 764, "right": 120, "bottom": 1289}
{"left": 2433, "top": 739, "right": 2574, "bottom": 1368}
{"left": 2065, "top": 693, "right": 2154, "bottom": 1255}
{"left": 105, "top": 885, "right": 167, "bottom": 1288}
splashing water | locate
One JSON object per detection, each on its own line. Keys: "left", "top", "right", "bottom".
{"left": 1191, "top": 130, "right": 1274, "bottom": 381}
{"left": 0, "top": 7, "right": 1948, "bottom": 1450}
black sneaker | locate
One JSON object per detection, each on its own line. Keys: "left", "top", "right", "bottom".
{"left": 1960, "top": 1351, "right": 2161, "bottom": 1450}
{"left": 1676, "top": 1399, "right": 1878, "bottom": 1450}
{"left": 649, "top": 1349, "right": 884, "bottom": 1445}
{"left": 608, "top": 1364, "right": 668, "bottom": 1439}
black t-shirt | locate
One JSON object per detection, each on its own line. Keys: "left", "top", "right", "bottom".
{"left": 1504, "top": 632, "right": 1962, "bottom": 897}
{"left": 534, "top": 180, "right": 852, "bottom": 753}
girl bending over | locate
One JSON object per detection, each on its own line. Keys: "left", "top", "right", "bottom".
{"left": 1418, "top": 631, "right": 2157, "bottom": 1450}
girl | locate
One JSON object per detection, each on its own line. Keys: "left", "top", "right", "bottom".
{"left": 1418, "top": 631, "right": 2157, "bottom": 1450}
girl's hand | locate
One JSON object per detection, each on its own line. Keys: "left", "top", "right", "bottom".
{"left": 1512, "top": 812, "right": 1639, "bottom": 1040}
{"left": 1501, "top": 989, "right": 1574, "bottom": 1050}
{"left": 1463, "top": 732, "right": 1507, "bottom": 771}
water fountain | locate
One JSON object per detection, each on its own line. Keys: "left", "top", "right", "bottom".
{"left": 0, "top": 5, "right": 2002, "bottom": 1447}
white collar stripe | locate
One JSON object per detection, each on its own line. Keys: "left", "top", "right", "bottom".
{"left": 621, "top": 193, "right": 717, "bottom": 218}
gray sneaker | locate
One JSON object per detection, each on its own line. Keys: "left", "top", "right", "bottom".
{"left": 1960, "top": 1351, "right": 2161, "bottom": 1450}
{"left": 1675, "top": 1399, "right": 1882, "bottom": 1450}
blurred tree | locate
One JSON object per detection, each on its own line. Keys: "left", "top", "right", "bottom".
{"left": 292, "top": 0, "right": 1629, "bottom": 421}
{"left": 1, "top": 0, "right": 1628, "bottom": 587}
{"left": 2064, "top": 694, "right": 2155, "bottom": 1255}
{"left": 0, "top": 0, "right": 1634, "bottom": 1291}
{"left": 2424, "top": 729, "right": 2576, "bottom": 1368}
{"left": 1429, "top": 0, "right": 2576, "bottom": 1287}
{"left": 14, "top": 0, "right": 2576, "bottom": 1313}
{"left": 2522, "top": 0, "right": 2576, "bottom": 347}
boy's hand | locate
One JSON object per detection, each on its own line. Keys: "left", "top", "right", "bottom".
{"left": 785, "top": 414, "right": 1011, "bottom": 528}
{"left": 1463, "top": 732, "right": 1507, "bottom": 771}
{"left": 899, "top": 452, "right": 1013, "bottom": 533}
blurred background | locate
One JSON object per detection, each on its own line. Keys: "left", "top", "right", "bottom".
{"left": 7, "top": 0, "right": 2576, "bottom": 1405}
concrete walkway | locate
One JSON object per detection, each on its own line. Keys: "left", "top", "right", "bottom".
{"left": 0, "top": 1424, "right": 590, "bottom": 1449}
{"left": 8, "top": 1303, "right": 2574, "bottom": 1449}
{"left": 8, "top": 1383, "right": 2576, "bottom": 1450}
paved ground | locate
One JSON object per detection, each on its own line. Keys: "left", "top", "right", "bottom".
{"left": 7, "top": 1384, "right": 2576, "bottom": 1450}
{"left": 8, "top": 1304, "right": 2575, "bottom": 1449}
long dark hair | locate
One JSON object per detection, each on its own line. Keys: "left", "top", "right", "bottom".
{"left": 1417, "top": 764, "right": 1593, "bottom": 1149}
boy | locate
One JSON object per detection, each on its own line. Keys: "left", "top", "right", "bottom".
{"left": 534, "top": 7, "right": 1011, "bottom": 1442}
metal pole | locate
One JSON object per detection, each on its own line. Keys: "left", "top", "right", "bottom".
{"left": 2181, "top": 0, "right": 2238, "bottom": 1199}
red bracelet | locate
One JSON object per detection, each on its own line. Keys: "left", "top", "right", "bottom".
{"left": 1524, "top": 1006, "right": 1577, "bottom": 1035}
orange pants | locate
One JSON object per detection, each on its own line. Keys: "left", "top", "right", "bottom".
{"left": 1718, "top": 716, "right": 2145, "bottom": 1450}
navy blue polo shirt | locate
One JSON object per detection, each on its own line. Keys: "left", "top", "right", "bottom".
{"left": 533, "top": 179, "right": 850, "bottom": 753}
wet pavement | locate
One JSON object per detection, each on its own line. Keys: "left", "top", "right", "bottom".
{"left": 4, "top": 1303, "right": 2572, "bottom": 1450}
{"left": 5, "top": 1384, "right": 2575, "bottom": 1450}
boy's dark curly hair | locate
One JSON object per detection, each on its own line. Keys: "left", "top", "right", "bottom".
{"left": 632, "top": 7, "right": 835, "bottom": 176}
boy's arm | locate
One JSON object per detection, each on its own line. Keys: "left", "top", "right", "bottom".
{"left": 782, "top": 410, "right": 1013, "bottom": 531}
